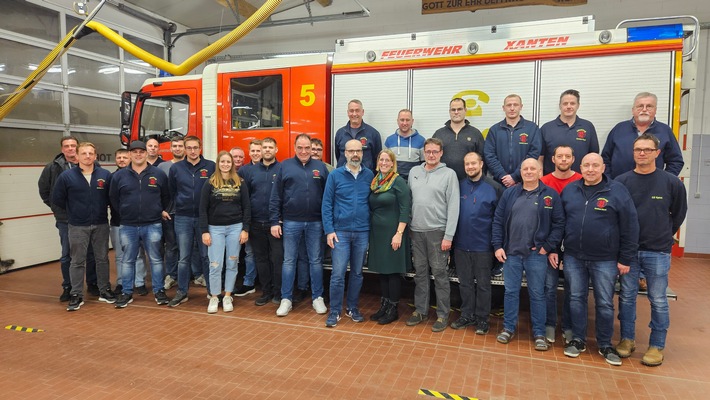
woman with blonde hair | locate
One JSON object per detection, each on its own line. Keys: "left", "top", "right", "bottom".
{"left": 367, "top": 149, "right": 411, "bottom": 324}
{"left": 199, "top": 151, "right": 251, "bottom": 313}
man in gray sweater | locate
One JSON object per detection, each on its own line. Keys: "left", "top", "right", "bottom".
{"left": 406, "top": 137, "right": 460, "bottom": 332}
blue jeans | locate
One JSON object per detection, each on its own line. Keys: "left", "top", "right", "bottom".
{"left": 296, "top": 237, "right": 310, "bottom": 291}
{"left": 545, "top": 264, "right": 571, "bottom": 331}
{"left": 163, "top": 216, "right": 179, "bottom": 279}
{"left": 328, "top": 231, "right": 368, "bottom": 312}
{"left": 207, "top": 224, "right": 243, "bottom": 296}
{"left": 56, "top": 221, "right": 96, "bottom": 288}
{"left": 619, "top": 250, "right": 671, "bottom": 348}
{"left": 502, "top": 252, "right": 547, "bottom": 337}
{"left": 119, "top": 223, "right": 165, "bottom": 295}
{"left": 565, "top": 255, "right": 618, "bottom": 348}
{"left": 281, "top": 220, "right": 324, "bottom": 301}
{"left": 174, "top": 215, "right": 209, "bottom": 294}
{"left": 243, "top": 241, "right": 256, "bottom": 287}
{"left": 110, "top": 226, "right": 146, "bottom": 287}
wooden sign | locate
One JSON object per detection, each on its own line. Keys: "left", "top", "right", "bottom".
{"left": 422, "top": 0, "right": 587, "bottom": 15}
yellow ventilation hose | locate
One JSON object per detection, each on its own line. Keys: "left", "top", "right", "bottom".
{"left": 0, "top": 0, "right": 282, "bottom": 120}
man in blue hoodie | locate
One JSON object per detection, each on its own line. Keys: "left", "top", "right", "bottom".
{"left": 109, "top": 140, "right": 171, "bottom": 308}
{"left": 384, "top": 109, "right": 425, "bottom": 180}
{"left": 322, "top": 139, "right": 374, "bottom": 327}
{"left": 53, "top": 142, "right": 114, "bottom": 311}
{"left": 334, "top": 100, "right": 382, "bottom": 171}
{"left": 270, "top": 134, "right": 329, "bottom": 317}
{"left": 168, "top": 135, "right": 216, "bottom": 307}
{"left": 559, "top": 153, "right": 639, "bottom": 366}
{"left": 484, "top": 94, "right": 541, "bottom": 188}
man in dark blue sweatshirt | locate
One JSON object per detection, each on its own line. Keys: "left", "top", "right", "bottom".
{"left": 560, "top": 153, "right": 639, "bottom": 366}
{"left": 53, "top": 142, "right": 114, "bottom": 311}
{"left": 168, "top": 136, "right": 216, "bottom": 307}
{"left": 270, "top": 134, "right": 329, "bottom": 317}
{"left": 109, "top": 140, "right": 171, "bottom": 308}
{"left": 334, "top": 100, "right": 382, "bottom": 170}
{"left": 615, "top": 133, "right": 688, "bottom": 367}
{"left": 239, "top": 137, "right": 283, "bottom": 306}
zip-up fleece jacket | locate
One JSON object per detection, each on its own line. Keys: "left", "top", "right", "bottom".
{"left": 408, "top": 162, "right": 460, "bottom": 241}
{"left": 384, "top": 129, "right": 425, "bottom": 179}
{"left": 491, "top": 181, "right": 565, "bottom": 254}
{"left": 432, "top": 120, "right": 485, "bottom": 181}
{"left": 560, "top": 175, "right": 639, "bottom": 265}
{"left": 109, "top": 165, "right": 170, "bottom": 226}
{"left": 239, "top": 160, "right": 281, "bottom": 224}
{"left": 169, "top": 156, "right": 216, "bottom": 218}
{"left": 52, "top": 166, "right": 111, "bottom": 226}
{"left": 334, "top": 121, "right": 382, "bottom": 170}
{"left": 454, "top": 176, "right": 504, "bottom": 252}
{"left": 321, "top": 165, "right": 374, "bottom": 234}
{"left": 38, "top": 153, "right": 74, "bottom": 222}
{"left": 269, "top": 157, "right": 329, "bottom": 225}
{"left": 484, "top": 116, "right": 541, "bottom": 183}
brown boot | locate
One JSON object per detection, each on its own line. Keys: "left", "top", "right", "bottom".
{"left": 616, "top": 339, "right": 636, "bottom": 358}
{"left": 641, "top": 346, "right": 664, "bottom": 366}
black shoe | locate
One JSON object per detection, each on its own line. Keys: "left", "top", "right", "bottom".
{"left": 377, "top": 299, "right": 399, "bottom": 325}
{"left": 99, "top": 289, "right": 117, "bottom": 304}
{"left": 114, "top": 284, "right": 123, "bottom": 294}
{"left": 135, "top": 285, "right": 149, "bottom": 296}
{"left": 234, "top": 284, "right": 256, "bottom": 297}
{"left": 370, "top": 297, "right": 387, "bottom": 321}
{"left": 155, "top": 289, "right": 169, "bottom": 305}
{"left": 59, "top": 287, "right": 71, "bottom": 302}
{"left": 292, "top": 288, "right": 308, "bottom": 304}
{"left": 67, "top": 294, "right": 84, "bottom": 311}
{"left": 475, "top": 321, "right": 490, "bottom": 335}
{"left": 564, "top": 339, "right": 587, "bottom": 358}
{"left": 451, "top": 316, "right": 477, "bottom": 330}
{"left": 271, "top": 295, "right": 282, "bottom": 305}
{"left": 115, "top": 293, "right": 133, "bottom": 308}
{"left": 255, "top": 294, "right": 272, "bottom": 306}
{"left": 168, "top": 291, "right": 188, "bottom": 307}
{"left": 87, "top": 283, "right": 100, "bottom": 297}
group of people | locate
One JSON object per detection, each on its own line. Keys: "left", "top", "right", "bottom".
{"left": 39, "top": 90, "right": 687, "bottom": 368}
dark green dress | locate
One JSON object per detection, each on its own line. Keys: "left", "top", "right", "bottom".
{"left": 367, "top": 176, "right": 412, "bottom": 274}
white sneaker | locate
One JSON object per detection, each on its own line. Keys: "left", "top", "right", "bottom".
{"left": 312, "top": 296, "right": 327, "bottom": 314}
{"left": 222, "top": 295, "right": 234, "bottom": 312}
{"left": 207, "top": 296, "right": 219, "bottom": 314}
{"left": 276, "top": 299, "right": 292, "bottom": 317}
{"left": 193, "top": 275, "right": 207, "bottom": 287}
{"left": 164, "top": 275, "right": 176, "bottom": 290}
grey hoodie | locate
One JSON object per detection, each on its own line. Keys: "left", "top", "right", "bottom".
{"left": 408, "top": 162, "right": 460, "bottom": 240}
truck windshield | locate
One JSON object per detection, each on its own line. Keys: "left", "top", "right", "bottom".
{"left": 138, "top": 95, "right": 190, "bottom": 141}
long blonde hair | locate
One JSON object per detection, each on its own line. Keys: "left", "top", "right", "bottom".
{"left": 209, "top": 151, "right": 241, "bottom": 188}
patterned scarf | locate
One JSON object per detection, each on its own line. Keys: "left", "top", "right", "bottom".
{"left": 370, "top": 170, "right": 398, "bottom": 193}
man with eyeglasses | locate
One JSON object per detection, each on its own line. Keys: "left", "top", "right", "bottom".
{"left": 406, "top": 138, "right": 460, "bottom": 332}
{"left": 168, "top": 136, "right": 216, "bottom": 307}
{"left": 433, "top": 99, "right": 484, "bottom": 181}
{"left": 310, "top": 138, "right": 334, "bottom": 172}
{"left": 334, "top": 99, "right": 382, "bottom": 171}
{"left": 615, "top": 133, "right": 687, "bottom": 367}
{"left": 485, "top": 94, "right": 541, "bottom": 188}
{"left": 602, "top": 92, "right": 684, "bottom": 179}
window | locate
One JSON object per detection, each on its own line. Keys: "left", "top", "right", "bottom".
{"left": 0, "top": 128, "right": 64, "bottom": 164}
{"left": 1, "top": 0, "right": 60, "bottom": 42}
{"left": 138, "top": 95, "right": 190, "bottom": 141}
{"left": 68, "top": 94, "right": 120, "bottom": 127}
{"left": 66, "top": 15, "right": 120, "bottom": 59}
{"left": 231, "top": 75, "right": 283, "bottom": 130}
{"left": 0, "top": 82, "right": 63, "bottom": 124}
{"left": 67, "top": 55, "right": 121, "bottom": 93}
{"left": 0, "top": 39, "right": 62, "bottom": 85}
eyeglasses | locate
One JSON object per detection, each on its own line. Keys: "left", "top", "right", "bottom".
{"left": 633, "top": 148, "right": 658, "bottom": 154}
{"left": 345, "top": 149, "right": 363, "bottom": 154}
{"left": 311, "top": 148, "right": 323, "bottom": 152}
{"left": 424, "top": 150, "right": 440, "bottom": 155}
{"left": 634, "top": 105, "right": 656, "bottom": 110}
{"left": 185, "top": 146, "right": 200, "bottom": 151}
{"left": 449, "top": 108, "right": 464, "bottom": 112}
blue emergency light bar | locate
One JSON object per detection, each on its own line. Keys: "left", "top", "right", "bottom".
{"left": 627, "top": 24, "right": 684, "bottom": 42}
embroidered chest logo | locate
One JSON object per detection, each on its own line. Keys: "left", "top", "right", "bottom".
{"left": 576, "top": 129, "right": 587, "bottom": 141}
{"left": 312, "top": 170, "right": 321, "bottom": 179}
{"left": 148, "top": 177, "right": 158, "bottom": 187}
{"left": 543, "top": 195, "right": 553, "bottom": 209}
{"left": 519, "top": 133, "right": 528, "bottom": 144}
{"left": 96, "top": 179, "right": 106, "bottom": 189}
{"left": 359, "top": 137, "right": 368, "bottom": 148}
{"left": 200, "top": 169, "right": 208, "bottom": 178}
{"left": 595, "top": 197, "right": 609, "bottom": 211}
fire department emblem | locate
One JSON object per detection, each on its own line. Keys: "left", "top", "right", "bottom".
{"left": 313, "top": 170, "right": 320, "bottom": 178}
{"left": 359, "top": 137, "right": 368, "bottom": 147}
{"left": 596, "top": 198, "right": 608, "bottom": 209}
{"left": 97, "top": 179, "right": 105, "bottom": 188}
{"left": 200, "top": 169, "right": 208, "bottom": 177}
{"left": 149, "top": 177, "right": 157, "bottom": 185}
{"left": 577, "top": 129, "right": 586, "bottom": 140}
{"left": 544, "top": 196, "right": 553, "bottom": 208}
{"left": 519, "top": 133, "right": 528, "bottom": 144}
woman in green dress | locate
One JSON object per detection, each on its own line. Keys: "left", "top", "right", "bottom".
{"left": 368, "top": 149, "right": 412, "bottom": 324}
